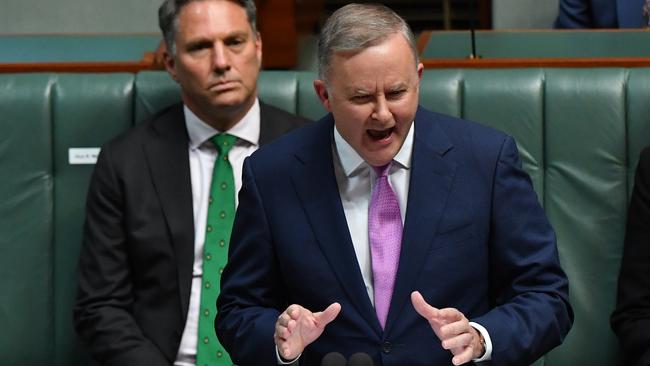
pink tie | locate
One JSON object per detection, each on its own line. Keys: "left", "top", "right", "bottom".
{"left": 369, "top": 163, "right": 402, "bottom": 329}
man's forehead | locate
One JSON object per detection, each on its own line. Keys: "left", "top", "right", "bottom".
{"left": 343, "top": 80, "right": 409, "bottom": 93}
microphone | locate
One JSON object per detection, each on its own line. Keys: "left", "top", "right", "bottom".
{"left": 347, "top": 352, "right": 374, "bottom": 366}
{"left": 321, "top": 352, "right": 346, "bottom": 366}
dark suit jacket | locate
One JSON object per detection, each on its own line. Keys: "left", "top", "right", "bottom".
{"left": 611, "top": 146, "right": 650, "bottom": 366}
{"left": 73, "top": 101, "right": 309, "bottom": 366}
{"left": 555, "top": 0, "right": 644, "bottom": 28}
{"left": 216, "top": 107, "right": 573, "bottom": 366}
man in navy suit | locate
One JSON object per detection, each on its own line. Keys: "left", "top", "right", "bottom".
{"left": 555, "top": 0, "right": 645, "bottom": 28}
{"left": 217, "top": 3, "right": 573, "bottom": 365}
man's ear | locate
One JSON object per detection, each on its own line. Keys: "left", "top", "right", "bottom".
{"left": 313, "top": 79, "right": 332, "bottom": 112}
{"left": 255, "top": 32, "right": 263, "bottom": 68}
{"left": 163, "top": 46, "right": 179, "bottom": 82}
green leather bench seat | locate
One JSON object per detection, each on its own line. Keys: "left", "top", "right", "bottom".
{"left": 420, "top": 30, "right": 650, "bottom": 59}
{"left": 2, "top": 69, "right": 649, "bottom": 366}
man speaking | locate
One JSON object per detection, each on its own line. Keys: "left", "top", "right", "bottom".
{"left": 216, "top": 4, "right": 573, "bottom": 365}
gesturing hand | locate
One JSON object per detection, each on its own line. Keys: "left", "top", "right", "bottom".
{"left": 411, "top": 291, "right": 484, "bottom": 365}
{"left": 274, "top": 302, "right": 341, "bottom": 360}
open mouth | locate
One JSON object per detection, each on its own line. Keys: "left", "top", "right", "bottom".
{"left": 367, "top": 127, "right": 394, "bottom": 141}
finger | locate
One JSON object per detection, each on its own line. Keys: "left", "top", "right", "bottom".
{"left": 286, "top": 318, "right": 297, "bottom": 333}
{"left": 286, "top": 304, "right": 304, "bottom": 320}
{"left": 437, "top": 307, "right": 464, "bottom": 323}
{"left": 410, "top": 291, "right": 440, "bottom": 321}
{"left": 275, "top": 323, "right": 291, "bottom": 340}
{"left": 314, "top": 302, "right": 341, "bottom": 327}
{"left": 279, "top": 341, "right": 298, "bottom": 360}
{"left": 439, "top": 320, "right": 470, "bottom": 338}
{"left": 277, "top": 312, "right": 290, "bottom": 327}
{"left": 451, "top": 346, "right": 474, "bottom": 366}
{"left": 441, "top": 332, "right": 473, "bottom": 350}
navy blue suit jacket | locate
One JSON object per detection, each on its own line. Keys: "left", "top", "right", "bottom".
{"left": 217, "top": 107, "right": 573, "bottom": 366}
{"left": 555, "top": 0, "right": 644, "bottom": 28}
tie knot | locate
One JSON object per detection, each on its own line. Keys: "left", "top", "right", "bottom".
{"left": 211, "top": 133, "right": 237, "bottom": 155}
{"left": 372, "top": 162, "right": 391, "bottom": 178}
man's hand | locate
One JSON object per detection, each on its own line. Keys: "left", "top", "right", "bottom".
{"left": 411, "top": 291, "right": 484, "bottom": 365}
{"left": 274, "top": 302, "right": 341, "bottom": 360}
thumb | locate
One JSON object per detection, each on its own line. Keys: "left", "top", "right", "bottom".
{"left": 411, "top": 291, "right": 440, "bottom": 321}
{"left": 314, "top": 302, "right": 341, "bottom": 327}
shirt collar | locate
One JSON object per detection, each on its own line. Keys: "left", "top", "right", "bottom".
{"left": 184, "top": 98, "right": 261, "bottom": 149}
{"left": 333, "top": 121, "right": 414, "bottom": 177}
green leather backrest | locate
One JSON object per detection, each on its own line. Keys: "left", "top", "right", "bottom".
{"left": 2, "top": 69, "right": 650, "bottom": 366}
{"left": 0, "top": 74, "right": 55, "bottom": 365}
{"left": 52, "top": 74, "right": 136, "bottom": 366}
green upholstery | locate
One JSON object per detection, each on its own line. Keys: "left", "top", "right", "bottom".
{"left": 0, "top": 74, "right": 55, "bottom": 366}
{"left": 1, "top": 69, "right": 649, "bottom": 366}
{"left": 52, "top": 74, "right": 136, "bottom": 366}
{"left": 421, "top": 30, "right": 650, "bottom": 59}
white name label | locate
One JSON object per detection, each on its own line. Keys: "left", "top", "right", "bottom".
{"left": 69, "top": 148, "right": 101, "bottom": 165}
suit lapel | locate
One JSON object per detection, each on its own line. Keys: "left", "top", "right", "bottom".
{"left": 385, "top": 108, "right": 457, "bottom": 333}
{"left": 259, "top": 102, "right": 279, "bottom": 145}
{"left": 290, "top": 116, "right": 382, "bottom": 335}
{"left": 143, "top": 104, "right": 195, "bottom": 318}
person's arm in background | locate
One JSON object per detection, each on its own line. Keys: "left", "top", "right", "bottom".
{"left": 73, "top": 146, "right": 169, "bottom": 366}
{"left": 612, "top": 147, "right": 650, "bottom": 366}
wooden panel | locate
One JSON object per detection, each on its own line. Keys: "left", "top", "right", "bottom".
{"left": 256, "top": 0, "right": 298, "bottom": 69}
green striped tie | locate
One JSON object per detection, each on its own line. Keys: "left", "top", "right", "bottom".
{"left": 196, "top": 133, "right": 237, "bottom": 366}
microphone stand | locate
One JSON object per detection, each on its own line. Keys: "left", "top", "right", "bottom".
{"left": 468, "top": 0, "right": 481, "bottom": 59}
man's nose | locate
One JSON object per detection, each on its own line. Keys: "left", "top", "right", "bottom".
{"left": 212, "top": 43, "right": 230, "bottom": 72}
{"left": 371, "top": 95, "right": 392, "bottom": 122}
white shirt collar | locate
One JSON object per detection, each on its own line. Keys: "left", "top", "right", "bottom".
{"left": 333, "top": 121, "right": 415, "bottom": 177}
{"left": 184, "top": 99, "right": 261, "bottom": 149}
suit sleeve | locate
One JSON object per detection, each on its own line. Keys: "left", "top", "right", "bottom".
{"left": 472, "top": 136, "right": 573, "bottom": 365}
{"left": 216, "top": 158, "right": 287, "bottom": 366}
{"left": 611, "top": 147, "right": 650, "bottom": 366}
{"left": 73, "top": 146, "right": 169, "bottom": 366}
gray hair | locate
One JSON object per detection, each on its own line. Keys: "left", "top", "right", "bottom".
{"left": 158, "top": 0, "right": 257, "bottom": 55}
{"left": 317, "top": 3, "right": 419, "bottom": 81}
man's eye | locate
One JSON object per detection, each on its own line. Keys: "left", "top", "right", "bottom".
{"left": 187, "top": 43, "right": 210, "bottom": 52}
{"left": 226, "top": 38, "right": 245, "bottom": 47}
{"left": 388, "top": 90, "right": 406, "bottom": 98}
{"left": 352, "top": 95, "right": 371, "bottom": 102}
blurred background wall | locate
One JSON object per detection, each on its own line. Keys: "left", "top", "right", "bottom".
{"left": 0, "top": 0, "right": 162, "bottom": 34}
{"left": 492, "top": 0, "right": 559, "bottom": 29}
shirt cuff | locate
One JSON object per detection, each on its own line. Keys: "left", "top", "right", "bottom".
{"left": 469, "top": 321, "right": 493, "bottom": 362}
{"left": 276, "top": 345, "right": 301, "bottom": 365}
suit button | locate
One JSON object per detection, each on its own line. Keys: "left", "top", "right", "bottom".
{"left": 382, "top": 341, "right": 392, "bottom": 354}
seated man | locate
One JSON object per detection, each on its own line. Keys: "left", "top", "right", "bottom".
{"left": 612, "top": 146, "right": 650, "bottom": 366}
{"left": 217, "top": 3, "right": 573, "bottom": 365}
{"left": 73, "top": 1, "right": 308, "bottom": 365}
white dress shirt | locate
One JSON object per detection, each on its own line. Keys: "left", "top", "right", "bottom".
{"left": 175, "top": 100, "right": 260, "bottom": 366}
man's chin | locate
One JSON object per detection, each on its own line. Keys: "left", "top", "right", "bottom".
{"left": 209, "top": 96, "right": 248, "bottom": 110}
